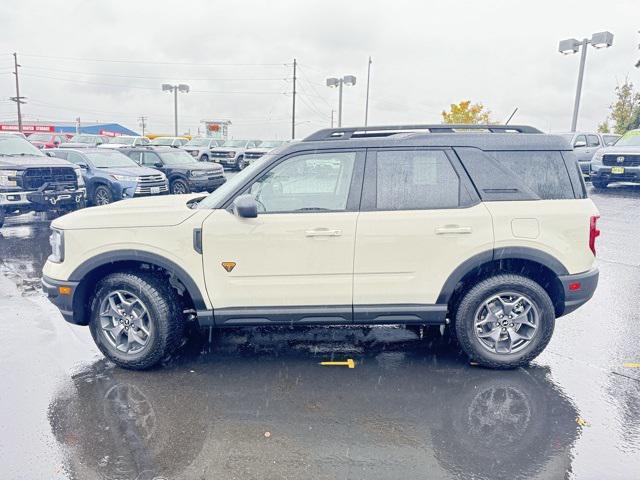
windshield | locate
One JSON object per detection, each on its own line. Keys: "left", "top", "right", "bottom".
{"left": 109, "top": 136, "right": 140, "bottom": 145}
{"left": 184, "top": 138, "right": 212, "bottom": 147}
{"left": 151, "top": 138, "right": 177, "bottom": 146}
{"left": 615, "top": 131, "right": 640, "bottom": 147}
{"left": 28, "top": 133, "right": 53, "bottom": 142}
{"left": 220, "top": 140, "right": 249, "bottom": 148}
{"left": 71, "top": 135, "right": 99, "bottom": 143}
{"left": 157, "top": 150, "right": 198, "bottom": 165}
{"left": 84, "top": 150, "right": 139, "bottom": 168}
{"left": 256, "top": 141, "right": 284, "bottom": 149}
{"left": 603, "top": 135, "right": 620, "bottom": 146}
{"left": 0, "top": 135, "right": 45, "bottom": 156}
{"left": 198, "top": 153, "right": 277, "bottom": 209}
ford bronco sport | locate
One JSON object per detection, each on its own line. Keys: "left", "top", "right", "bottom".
{"left": 42, "top": 125, "right": 600, "bottom": 370}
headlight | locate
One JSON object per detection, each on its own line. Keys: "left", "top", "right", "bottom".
{"left": 0, "top": 169, "right": 18, "bottom": 187}
{"left": 74, "top": 168, "right": 85, "bottom": 186}
{"left": 49, "top": 228, "right": 65, "bottom": 263}
{"left": 592, "top": 149, "right": 604, "bottom": 165}
{"left": 111, "top": 174, "right": 139, "bottom": 182}
{"left": 190, "top": 170, "right": 208, "bottom": 177}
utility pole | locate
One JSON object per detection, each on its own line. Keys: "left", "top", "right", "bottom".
{"left": 291, "top": 58, "right": 297, "bottom": 140}
{"left": 364, "top": 56, "right": 372, "bottom": 126}
{"left": 11, "top": 52, "right": 26, "bottom": 132}
{"left": 138, "top": 116, "right": 147, "bottom": 136}
{"left": 75, "top": 117, "right": 81, "bottom": 135}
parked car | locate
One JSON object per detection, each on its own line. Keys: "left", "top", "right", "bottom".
{"left": 150, "top": 136, "right": 189, "bottom": 148}
{"left": 99, "top": 136, "right": 150, "bottom": 149}
{"left": 0, "top": 132, "right": 28, "bottom": 139}
{"left": 557, "top": 132, "right": 619, "bottom": 177}
{"left": 0, "top": 135, "right": 85, "bottom": 228}
{"left": 590, "top": 129, "right": 640, "bottom": 189}
{"left": 240, "top": 140, "right": 287, "bottom": 169}
{"left": 61, "top": 134, "right": 110, "bottom": 148}
{"left": 27, "top": 133, "right": 70, "bottom": 149}
{"left": 181, "top": 137, "right": 220, "bottom": 161}
{"left": 49, "top": 148, "right": 168, "bottom": 206}
{"left": 42, "top": 124, "right": 599, "bottom": 370}
{"left": 208, "top": 139, "right": 261, "bottom": 170}
{"left": 122, "top": 146, "right": 226, "bottom": 194}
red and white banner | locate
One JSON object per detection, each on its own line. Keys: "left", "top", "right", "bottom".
{"left": 0, "top": 124, "right": 55, "bottom": 132}
{"left": 99, "top": 130, "right": 122, "bottom": 137}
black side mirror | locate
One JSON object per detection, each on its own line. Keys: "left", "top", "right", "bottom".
{"left": 154, "top": 162, "right": 163, "bottom": 168}
{"left": 574, "top": 140, "right": 587, "bottom": 148}
{"left": 233, "top": 194, "right": 258, "bottom": 218}
{"left": 77, "top": 162, "right": 88, "bottom": 169}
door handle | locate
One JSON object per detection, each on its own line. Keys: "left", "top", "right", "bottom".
{"left": 305, "top": 228, "right": 342, "bottom": 237}
{"left": 435, "top": 225, "right": 472, "bottom": 235}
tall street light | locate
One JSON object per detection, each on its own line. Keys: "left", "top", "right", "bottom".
{"left": 162, "top": 83, "right": 190, "bottom": 136}
{"left": 559, "top": 31, "right": 614, "bottom": 132}
{"left": 326, "top": 75, "right": 356, "bottom": 127}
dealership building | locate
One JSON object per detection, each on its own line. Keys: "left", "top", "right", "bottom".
{"left": 0, "top": 121, "right": 138, "bottom": 136}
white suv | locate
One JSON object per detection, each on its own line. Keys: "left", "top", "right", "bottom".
{"left": 42, "top": 125, "right": 600, "bottom": 370}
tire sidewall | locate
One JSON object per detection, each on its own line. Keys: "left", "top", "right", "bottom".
{"left": 89, "top": 275, "right": 169, "bottom": 368}
{"left": 199, "top": 154, "right": 209, "bottom": 162}
{"left": 455, "top": 275, "right": 555, "bottom": 367}
{"left": 93, "top": 185, "right": 112, "bottom": 205}
{"left": 171, "top": 179, "right": 190, "bottom": 195}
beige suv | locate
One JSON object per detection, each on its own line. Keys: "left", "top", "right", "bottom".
{"left": 42, "top": 125, "right": 600, "bottom": 370}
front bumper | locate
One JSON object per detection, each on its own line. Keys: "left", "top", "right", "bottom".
{"left": 188, "top": 175, "right": 226, "bottom": 192}
{"left": 42, "top": 275, "right": 82, "bottom": 324}
{"left": 591, "top": 165, "right": 640, "bottom": 183}
{"left": 0, "top": 188, "right": 86, "bottom": 209}
{"left": 558, "top": 267, "right": 599, "bottom": 316}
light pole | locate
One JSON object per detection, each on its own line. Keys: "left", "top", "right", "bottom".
{"left": 162, "top": 83, "right": 190, "bottom": 136}
{"left": 326, "top": 75, "right": 356, "bottom": 127}
{"left": 559, "top": 31, "right": 614, "bottom": 132}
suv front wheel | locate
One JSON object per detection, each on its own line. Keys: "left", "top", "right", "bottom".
{"left": 89, "top": 272, "right": 184, "bottom": 370}
{"left": 454, "top": 274, "right": 555, "bottom": 369}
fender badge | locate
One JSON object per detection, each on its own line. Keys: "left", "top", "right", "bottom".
{"left": 221, "top": 261, "right": 236, "bottom": 272}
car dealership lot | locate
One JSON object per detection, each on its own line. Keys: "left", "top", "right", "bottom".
{"left": 0, "top": 184, "right": 639, "bottom": 479}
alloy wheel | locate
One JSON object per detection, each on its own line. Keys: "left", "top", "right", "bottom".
{"left": 473, "top": 292, "right": 539, "bottom": 354}
{"left": 99, "top": 290, "right": 152, "bottom": 354}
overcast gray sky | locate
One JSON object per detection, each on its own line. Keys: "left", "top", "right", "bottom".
{"left": 1, "top": 0, "right": 638, "bottom": 139}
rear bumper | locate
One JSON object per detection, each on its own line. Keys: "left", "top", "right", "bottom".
{"left": 42, "top": 275, "right": 81, "bottom": 324}
{"left": 558, "top": 267, "right": 599, "bottom": 316}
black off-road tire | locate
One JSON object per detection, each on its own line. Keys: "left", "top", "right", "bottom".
{"left": 236, "top": 156, "right": 245, "bottom": 170}
{"left": 0, "top": 209, "right": 5, "bottom": 228}
{"left": 89, "top": 271, "right": 184, "bottom": 370}
{"left": 171, "top": 179, "right": 190, "bottom": 195}
{"left": 454, "top": 274, "right": 555, "bottom": 369}
{"left": 199, "top": 154, "right": 209, "bottom": 162}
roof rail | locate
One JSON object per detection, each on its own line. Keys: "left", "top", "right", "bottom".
{"left": 303, "top": 124, "right": 543, "bottom": 141}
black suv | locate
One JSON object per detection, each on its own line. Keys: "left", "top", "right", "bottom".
{"left": 121, "top": 146, "right": 226, "bottom": 194}
{"left": 0, "top": 135, "right": 85, "bottom": 228}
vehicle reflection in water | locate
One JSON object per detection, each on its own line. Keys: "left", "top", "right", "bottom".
{"left": 48, "top": 328, "right": 579, "bottom": 480}
{"left": 0, "top": 222, "right": 51, "bottom": 294}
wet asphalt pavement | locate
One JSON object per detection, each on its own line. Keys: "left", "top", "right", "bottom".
{"left": 1, "top": 186, "right": 639, "bottom": 480}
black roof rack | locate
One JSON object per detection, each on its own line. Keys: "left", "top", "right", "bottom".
{"left": 303, "top": 124, "right": 543, "bottom": 141}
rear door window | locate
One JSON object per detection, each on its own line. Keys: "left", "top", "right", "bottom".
{"left": 375, "top": 150, "right": 462, "bottom": 210}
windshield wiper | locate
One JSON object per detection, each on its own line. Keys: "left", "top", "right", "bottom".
{"left": 295, "top": 207, "right": 331, "bottom": 212}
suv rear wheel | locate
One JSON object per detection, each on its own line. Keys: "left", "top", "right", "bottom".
{"left": 89, "top": 272, "right": 184, "bottom": 370}
{"left": 453, "top": 274, "right": 555, "bottom": 369}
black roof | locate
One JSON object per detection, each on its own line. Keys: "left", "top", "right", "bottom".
{"left": 283, "top": 124, "right": 571, "bottom": 153}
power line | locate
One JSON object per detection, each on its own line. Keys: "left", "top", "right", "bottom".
{"left": 22, "top": 65, "right": 287, "bottom": 81}
{"left": 18, "top": 53, "right": 287, "bottom": 67}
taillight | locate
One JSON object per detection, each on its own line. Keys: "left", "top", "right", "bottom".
{"left": 589, "top": 215, "right": 600, "bottom": 256}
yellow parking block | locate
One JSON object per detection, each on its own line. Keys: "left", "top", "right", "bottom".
{"left": 320, "top": 359, "right": 355, "bottom": 368}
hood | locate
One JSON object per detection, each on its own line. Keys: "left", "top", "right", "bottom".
{"left": 599, "top": 145, "right": 640, "bottom": 155}
{"left": 98, "top": 143, "right": 129, "bottom": 149}
{"left": 52, "top": 193, "right": 205, "bottom": 230}
{"left": 0, "top": 155, "right": 74, "bottom": 168}
{"left": 186, "top": 162, "right": 223, "bottom": 173}
{"left": 95, "top": 165, "right": 162, "bottom": 177}
{"left": 29, "top": 141, "right": 50, "bottom": 148}
{"left": 211, "top": 146, "right": 241, "bottom": 152}
{"left": 245, "top": 147, "right": 270, "bottom": 154}
{"left": 59, "top": 143, "right": 94, "bottom": 148}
